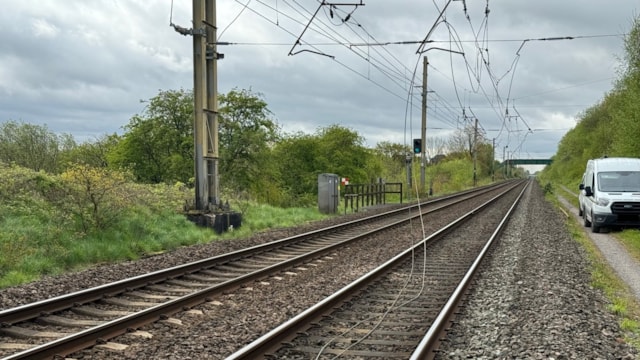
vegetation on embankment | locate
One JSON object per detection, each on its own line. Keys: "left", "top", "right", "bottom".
{"left": 537, "top": 16, "right": 640, "bottom": 274}
{"left": 539, "top": 17, "right": 640, "bottom": 348}
{"left": 0, "top": 155, "right": 489, "bottom": 289}
{"left": 539, "top": 16, "right": 640, "bottom": 187}
{"left": 0, "top": 83, "right": 508, "bottom": 289}
{"left": 0, "top": 162, "right": 331, "bottom": 288}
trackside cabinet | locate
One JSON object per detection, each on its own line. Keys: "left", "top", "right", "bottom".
{"left": 318, "top": 173, "right": 339, "bottom": 214}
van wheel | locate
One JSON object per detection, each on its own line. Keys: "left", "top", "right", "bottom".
{"left": 578, "top": 206, "right": 583, "bottom": 217}
{"left": 583, "top": 212, "right": 591, "bottom": 227}
{"left": 589, "top": 212, "right": 600, "bottom": 233}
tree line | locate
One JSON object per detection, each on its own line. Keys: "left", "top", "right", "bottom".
{"left": 542, "top": 16, "right": 640, "bottom": 185}
{"left": 1, "top": 87, "right": 502, "bottom": 208}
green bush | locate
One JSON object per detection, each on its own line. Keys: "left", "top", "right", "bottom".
{"left": 0, "top": 163, "right": 334, "bottom": 288}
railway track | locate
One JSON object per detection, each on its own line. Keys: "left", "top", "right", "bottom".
{"left": 227, "top": 180, "right": 528, "bottom": 359}
{"left": 0, "top": 182, "right": 516, "bottom": 360}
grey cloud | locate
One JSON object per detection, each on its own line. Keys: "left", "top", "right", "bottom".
{"left": 0, "top": 0, "right": 636, "bottom": 160}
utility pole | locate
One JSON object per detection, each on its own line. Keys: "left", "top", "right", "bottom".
{"left": 205, "top": 0, "right": 220, "bottom": 208}
{"left": 420, "top": 56, "right": 428, "bottom": 193}
{"left": 174, "top": 0, "right": 240, "bottom": 232}
{"left": 192, "top": 0, "right": 207, "bottom": 210}
{"left": 192, "top": 0, "right": 219, "bottom": 211}
{"left": 503, "top": 145, "right": 508, "bottom": 178}
{"left": 492, "top": 138, "right": 495, "bottom": 182}
{"left": 406, "top": 153, "right": 413, "bottom": 200}
{"left": 473, "top": 117, "right": 478, "bottom": 187}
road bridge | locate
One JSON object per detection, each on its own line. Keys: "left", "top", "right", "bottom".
{"left": 505, "top": 159, "right": 552, "bottom": 166}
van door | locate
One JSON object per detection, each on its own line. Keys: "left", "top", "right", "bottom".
{"left": 583, "top": 169, "right": 595, "bottom": 225}
{"left": 579, "top": 173, "right": 586, "bottom": 216}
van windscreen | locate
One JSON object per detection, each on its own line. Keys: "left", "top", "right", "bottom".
{"left": 598, "top": 171, "right": 640, "bottom": 192}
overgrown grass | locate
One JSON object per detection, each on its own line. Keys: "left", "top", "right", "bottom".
{"left": 0, "top": 208, "right": 208, "bottom": 288}
{"left": 0, "top": 203, "right": 332, "bottom": 289}
{"left": 216, "top": 204, "right": 332, "bottom": 239}
{"left": 545, "top": 185, "right": 640, "bottom": 349}
{"left": 0, "top": 178, "right": 337, "bottom": 290}
{"left": 617, "top": 229, "right": 640, "bottom": 264}
{"left": 0, "top": 159, "right": 487, "bottom": 290}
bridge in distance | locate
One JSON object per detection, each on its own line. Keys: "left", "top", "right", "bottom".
{"left": 505, "top": 159, "right": 552, "bottom": 166}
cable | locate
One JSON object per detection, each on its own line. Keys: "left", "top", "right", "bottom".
{"left": 285, "top": 0, "right": 414, "bottom": 89}
{"left": 514, "top": 77, "right": 615, "bottom": 100}
{"left": 169, "top": 0, "right": 174, "bottom": 25}
{"left": 236, "top": 0, "right": 438, "bottom": 119}
{"left": 217, "top": 0, "right": 605, "bottom": 172}
{"left": 249, "top": 0, "right": 412, "bottom": 90}
{"left": 218, "top": 0, "right": 253, "bottom": 41}
{"left": 216, "top": 34, "right": 627, "bottom": 47}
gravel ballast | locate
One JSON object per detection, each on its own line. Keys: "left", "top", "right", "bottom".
{"left": 0, "top": 181, "right": 637, "bottom": 359}
{"left": 0, "top": 205, "right": 406, "bottom": 310}
{"left": 437, "top": 182, "right": 637, "bottom": 359}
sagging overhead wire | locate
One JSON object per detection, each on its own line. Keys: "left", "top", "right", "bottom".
{"left": 218, "top": 0, "right": 254, "bottom": 41}
{"left": 227, "top": 0, "right": 429, "bottom": 114}
{"left": 218, "top": 33, "right": 624, "bottom": 47}
{"left": 416, "top": 0, "right": 454, "bottom": 54}
{"left": 280, "top": 0, "right": 407, "bottom": 85}
{"left": 259, "top": 0, "right": 438, "bottom": 112}
{"left": 168, "top": 0, "right": 193, "bottom": 36}
{"left": 498, "top": 34, "right": 578, "bottom": 142}
{"left": 288, "top": 0, "right": 411, "bottom": 84}
{"left": 215, "top": 0, "right": 600, "bottom": 157}
{"left": 288, "top": 1, "right": 365, "bottom": 56}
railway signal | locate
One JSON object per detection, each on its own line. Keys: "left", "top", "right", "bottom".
{"left": 413, "top": 138, "right": 422, "bottom": 154}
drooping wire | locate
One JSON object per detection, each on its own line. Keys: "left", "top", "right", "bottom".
{"left": 248, "top": 0, "right": 427, "bottom": 122}
{"left": 285, "top": 0, "right": 412, "bottom": 88}
{"left": 169, "top": 0, "right": 174, "bottom": 26}
{"left": 218, "top": 0, "right": 254, "bottom": 41}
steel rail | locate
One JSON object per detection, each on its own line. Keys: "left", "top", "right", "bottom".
{"left": 0, "top": 184, "right": 514, "bottom": 360}
{"left": 1, "top": 217, "right": 407, "bottom": 359}
{"left": 226, "top": 180, "right": 526, "bottom": 359}
{"left": 0, "top": 182, "right": 508, "bottom": 326}
{"left": 409, "top": 180, "right": 529, "bottom": 359}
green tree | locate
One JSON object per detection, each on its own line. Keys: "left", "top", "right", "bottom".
{"left": 0, "top": 120, "right": 74, "bottom": 173}
{"left": 110, "top": 87, "right": 282, "bottom": 197}
{"left": 271, "top": 133, "right": 320, "bottom": 205}
{"left": 109, "top": 89, "right": 194, "bottom": 183}
{"left": 475, "top": 142, "right": 495, "bottom": 178}
{"left": 612, "top": 72, "right": 640, "bottom": 155}
{"left": 622, "top": 16, "right": 640, "bottom": 76}
{"left": 218, "top": 88, "right": 280, "bottom": 194}
{"left": 60, "top": 164, "right": 135, "bottom": 232}
{"left": 272, "top": 125, "right": 381, "bottom": 205}
{"left": 612, "top": 16, "right": 640, "bottom": 158}
{"left": 542, "top": 15, "right": 640, "bottom": 185}
{"left": 62, "top": 133, "right": 120, "bottom": 169}
{"left": 315, "top": 125, "right": 378, "bottom": 183}
{"left": 374, "top": 141, "right": 410, "bottom": 182}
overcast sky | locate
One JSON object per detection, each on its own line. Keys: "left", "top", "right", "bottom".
{"left": 1, "top": 1, "right": 637, "bottom": 169}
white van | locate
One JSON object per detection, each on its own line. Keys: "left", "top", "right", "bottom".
{"left": 579, "top": 157, "right": 640, "bottom": 233}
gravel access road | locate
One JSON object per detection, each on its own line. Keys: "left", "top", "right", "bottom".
{"left": 557, "top": 185, "right": 640, "bottom": 300}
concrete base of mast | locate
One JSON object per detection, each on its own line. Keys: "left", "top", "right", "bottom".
{"left": 184, "top": 202, "right": 242, "bottom": 234}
